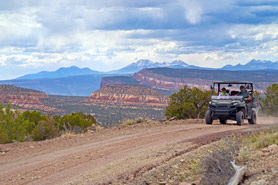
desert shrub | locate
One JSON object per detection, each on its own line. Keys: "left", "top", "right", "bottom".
{"left": 22, "top": 111, "right": 47, "bottom": 125}
{"left": 0, "top": 103, "right": 97, "bottom": 143}
{"left": 135, "top": 117, "right": 144, "bottom": 124}
{"left": 56, "top": 112, "right": 96, "bottom": 133}
{"left": 0, "top": 131, "right": 9, "bottom": 144}
{"left": 165, "top": 86, "right": 211, "bottom": 120}
{"left": 121, "top": 117, "right": 146, "bottom": 126}
{"left": 261, "top": 84, "right": 278, "bottom": 115}
{"left": 31, "top": 118, "right": 58, "bottom": 141}
{"left": 0, "top": 104, "right": 26, "bottom": 143}
{"left": 122, "top": 119, "right": 136, "bottom": 126}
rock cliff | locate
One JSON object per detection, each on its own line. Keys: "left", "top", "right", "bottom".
{"left": 88, "top": 85, "right": 169, "bottom": 106}
{"left": 133, "top": 70, "right": 212, "bottom": 91}
{"left": 0, "top": 85, "right": 64, "bottom": 113}
{"left": 101, "top": 68, "right": 277, "bottom": 94}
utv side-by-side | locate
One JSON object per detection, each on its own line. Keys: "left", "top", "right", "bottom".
{"left": 205, "top": 81, "right": 259, "bottom": 125}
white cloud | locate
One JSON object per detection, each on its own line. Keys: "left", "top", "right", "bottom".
{"left": 181, "top": 0, "right": 203, "bottom": 24}
{"left": 0, "top": 0, "right": 277, "bottom": 79}
{"left": 0, "top": 7, "right": 41, "bottom": 44}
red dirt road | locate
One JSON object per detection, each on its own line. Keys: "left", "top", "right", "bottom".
{"left": 0, "top": 119, "right": 277, "bottom": 185}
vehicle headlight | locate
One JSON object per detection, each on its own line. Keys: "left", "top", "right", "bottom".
{"left": 232, "top": 102, "right": 239, "bottom": 106}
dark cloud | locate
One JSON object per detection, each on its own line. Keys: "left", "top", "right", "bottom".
{"left": 0, "top": 0, "right": 277, "bottom": 79}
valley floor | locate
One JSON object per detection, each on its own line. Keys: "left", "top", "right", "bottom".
{"left": 0, "top": 118, "right": 277, "bottom": 185}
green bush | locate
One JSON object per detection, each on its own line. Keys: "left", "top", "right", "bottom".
{"left": 0, "top": 104, "right": 26, "bottom": 143}
{"left": 57, "top": 112, "right": 96, "bottom": 133}
{"left": 261, "top": 84, "right": 278, "bottom": 115}
{"left": 165, "top": 86, "right": 211, "bottom": 120}
{"left": 0, "top": 103, "right": 96, "bottom": 144}
{"left": 31, "top": 118, "right": 58, "bottom": 141}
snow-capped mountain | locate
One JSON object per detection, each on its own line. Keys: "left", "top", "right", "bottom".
{"left": 221, "top": 59, "right": 278, "bottom": 71}
{"left": 110, "top": 59, "right": 202, "bottom": 74}
{"left": 16, "top": 59, "right": 278, "bottom": 81}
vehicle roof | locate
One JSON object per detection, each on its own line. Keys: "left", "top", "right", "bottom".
{"left": 213, "top": 81, "right": 253, "bottom": 84}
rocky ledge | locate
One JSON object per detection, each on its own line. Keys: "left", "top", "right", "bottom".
{"left": 88, "top": 84, "right": 169, "bottom": 106}
{"left": 0, "top": 85, "right": 64, "bottom": 113}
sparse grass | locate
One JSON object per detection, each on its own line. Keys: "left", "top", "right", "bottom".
{"left": 188, "top": 159, "right": 201, "bottom": 175}
{"left": 60, "top": 132, "right": 76, "bottom": 138}
{"left": 179, "top": 172, "right": 185, "bottom": 182}
{"left": 248, "top": 134, "right": 259, "bottom": 143}
{"left": 121, "top": 117, "right": 148, "bottom": 126}
{"left": 253, "top": 132, "right": 278, "bottom": 149}
{"left": 144, "top": 118, "right": 152, "bottom": 123}
{"left": 238, "top": 146, "right": 252, "bottom": 163}
{"left": 199, "top": 127, "right": 278, "bottom": 185}
{"left": 246, "top": 127, "right": 278, "bottom": 149}
{"left": 121, "top": 119, "right": 136, "bottom": 126}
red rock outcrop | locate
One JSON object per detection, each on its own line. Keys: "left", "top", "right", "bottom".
{"left": 133, "top": 71, "right": 212, "bottom": 91}
{"left": 88, "top": 85, "right": 169, "bottom": 107}
{"left": 0, "top": 85, "right": 64, "bottom": 113}
{"left": 100, "top": 71, "right": 212, "bottom": 95}
{"left": 101, "top": 68, "right": 274, "bottom": 94}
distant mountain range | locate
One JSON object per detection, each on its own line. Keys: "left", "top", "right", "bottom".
{"left": 17, "top": 66, "right": 102, "bottom": 79}
{"left": 1, "top": 59, "right": 278, "bottom": 96}
{"left": 15, "top": 59, "right": 278, "bottom": 80}
{"left": 16, "top": 59, "right": 202, "bottom": 79}
{"left": 110, "top": 59, "right": 203, "bottom": 74}
{"left": 221, "top": 59, "right": 278, "bottom": 71}
{"left": 1, "top": 74, "right": 127, "bottom": 96}
{"left": 111, "top": 59, "right": 278, "bottom": 73}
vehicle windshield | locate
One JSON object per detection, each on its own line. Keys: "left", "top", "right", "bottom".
{"left": 211, "top": 96, "right": 243, "bottom": 100}
{"left": 213, "top": 83, "right": 253, "bottom": 96}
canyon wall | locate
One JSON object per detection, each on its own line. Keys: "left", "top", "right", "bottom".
{"left": 88, "top": 85, "right": 169, "bottom": 107}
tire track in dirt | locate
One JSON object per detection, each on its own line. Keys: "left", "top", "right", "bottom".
{"left": 0, "top": 120, "right": 277, "bottom": 185}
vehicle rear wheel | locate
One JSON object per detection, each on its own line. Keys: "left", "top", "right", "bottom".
{"left": 248, "top": 111, "right": 257, "bottom": 124}
{"left": 236, "top": 111, "right": 244, "bottom": 125}
{"left": 220, "top": 119, "right": 227, "bottom": 124}
{"left": 205, "top": 110, "right": 213, "bottom": 125}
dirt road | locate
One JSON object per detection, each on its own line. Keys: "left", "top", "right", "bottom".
{"left": 0, "top": 119, "right": 277, "bottom": 185}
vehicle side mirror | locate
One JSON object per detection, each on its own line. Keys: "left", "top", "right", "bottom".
{"left": 210, "top": 85, "right": 213, "bottom": 90}
{"left": 246, "top": 84, "right": 251, "bottom": 89}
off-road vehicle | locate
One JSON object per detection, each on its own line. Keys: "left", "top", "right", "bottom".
{"left": 205, "top": 81, "right": 259, "bottom": 125}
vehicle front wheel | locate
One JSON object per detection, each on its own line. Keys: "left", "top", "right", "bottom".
{"left": 236, "top": 111, "right": 244, "bottom": 126}
{"left": 248, "top": 111, "right": 257, "bottom": 124}
{"left": 205, "top": 110, "right": 213, "bottom": 125}
{"left": 220, "top": 119, "right": 227, "bottom": 124}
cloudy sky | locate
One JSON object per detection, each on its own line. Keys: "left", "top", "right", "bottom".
{"left": 0, "top": 0, "right": 277, "bottom": 79}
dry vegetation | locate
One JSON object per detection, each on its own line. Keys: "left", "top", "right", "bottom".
{"left": 169, "top": 126, "right": 278, "bottom": 185}
{"left": 121, "top": 117, "right": 152, "bottom": 126}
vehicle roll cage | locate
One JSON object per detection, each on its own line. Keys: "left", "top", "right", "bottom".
{"left": 210, "top": 81, "right": 254, "bottom": 95}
